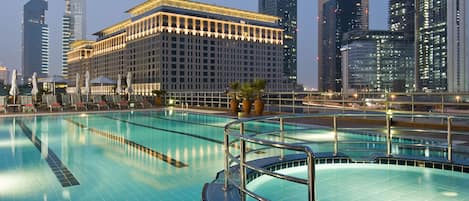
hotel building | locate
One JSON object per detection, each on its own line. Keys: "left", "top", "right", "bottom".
{"left": 318, "top": 0, "right": 369, "bottom": 92}
{"left": 68, "top": 0, "right": 288, "bottom": 94}
{"left": 416, "top": 0, "right": 467, "bottom": 92}
{"left": 62, "top": 0, "right": 87, "bottom": 78}
{"left": 22, "top": 0, "right": 49, "bottom": 81}
{"left": 0, "top": 66, "right": 9, "bottom": 85}
{"left": 259, "top": 0, "right": 298, "bottom": 82}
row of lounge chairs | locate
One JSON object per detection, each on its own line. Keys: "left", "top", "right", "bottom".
{"left": 0, "top": 94, "right": 152, "bottom": 113}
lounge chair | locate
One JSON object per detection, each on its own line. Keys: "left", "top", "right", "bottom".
{"left": 0, "top": 96, "right": 6, "bottom": 113}
{"left": 61, "top": 94, "right": 72, "bottom": 109}
{"left": 92, "top": 95, "right": 109, "bottom": 110}
{"left": 112, "top": 95, "right": 128, "bottom": 109}
{"left": 20, "top": 96, "right": 36, "bottom": 112}
{"left": 46, "top": 95, "right": 63, "bottom": 112}
{"left": 131, "top": 95, "right": 152, "bottom": 108}
{"left": 71, "top": 94, "right": 87, "bottom": 111}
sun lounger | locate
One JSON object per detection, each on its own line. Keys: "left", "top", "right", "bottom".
{"left": 112, "top": 95, "right": 128, "bottom": 109}
{"left": 71, "top": 94, "right": 87, "bottom": 111}
{"left": 131, "top": 95, "right": 152, "bottom": 108}
{"left": 0, "top": 96, "right": 6, "bottom": 113}
{"left": 46, "top": 95, "right": 63, "bottom": 112}
{"left": 20, "top": 96, "right": 36, "bottom": 112}
{"left": 61, "top": 94, "right": 72, "bottom": 109}
{"left": 92, "top": 95, "right": 110, "bottom": 110}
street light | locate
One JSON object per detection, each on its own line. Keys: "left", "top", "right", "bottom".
{"left": 456, "top": 96, "right": 461, "bottom": 103}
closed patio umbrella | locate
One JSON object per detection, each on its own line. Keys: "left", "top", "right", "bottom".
{"left": 75, "top": 73, "right": 81, "bottom": 95}
{"left": 125, "top": 72, "right": 133, "bottom": 101}
{"left": 9, "top": 69, "right": 18, "bottom": 104}
{"left": 83, "top": 71, "right": 90, "bottom": 100}
{"left": 116, "top": 74, "right": 122, "bottom": 95}
{"left": 31, "top": 72, "right": 39, "bottom": 102}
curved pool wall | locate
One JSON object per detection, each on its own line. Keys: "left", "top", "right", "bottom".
{"left": 247, "top": 163, "right": 469, "bottom": 201}
{"left": 203, "top": 154, "right": 469, "bottom": 201}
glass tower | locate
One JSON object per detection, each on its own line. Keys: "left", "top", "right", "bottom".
{"left": 341, "top": 30, "right": 414, "bottom": 93}
{"left": 22, "top": 0, "right": 49, "bottom": 81}
{"left": 62, "top": 0, "right": 86, "bottom": 78}
{"left": 416, "top": 0, "right": 466, "bottom": 92}
{"left": 318, "top": 0, "right": 369, "bottom": 92}
{"left": 259, "top": 0, "right": 298, "bottom": 83}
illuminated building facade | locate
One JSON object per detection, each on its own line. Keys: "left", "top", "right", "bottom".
{"left": 0, "top": 66, "right": 9, "bottom": 85}
{"left": 318, "top": 0, "right": 369, "bottom": 92}
{"left": 259, "top": 0, "right": 298, "bottom": 82}
{"left": 68, "top": 0, "right": 288, "bottom": 94}
{"left": 341, "top": 31, "right": 414, "bottom": 93}
{"left": 416, "top": 0, "right": 467, "bottom": 92}
{"left": 22, "top": 0, "right": 49, "bottom": 81}
{"left": 62, "top": 0, "right": 86, "bottom": 78}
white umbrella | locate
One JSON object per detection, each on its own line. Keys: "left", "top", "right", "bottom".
{"left": 31, "top": 72, "right": 39, "bottom": 101}
{"left": 125, "top": 72, "right": 133, "bottom": 101}
{"left": 75, "top": 73, "right": 81, "bottom": 95}
{"left": 9, "top": 69, "right": 18, "bottom": 104}
{"left": 83, "top": 71, "right": 90, "bottom": 100}
{"left": 116, "top": 74, "right": 122, "bottom": 95}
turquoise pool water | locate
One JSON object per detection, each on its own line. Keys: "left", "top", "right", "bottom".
{"left": 0, "top": 110, "right": 467, "bottom": 200}
{"left": 247, "top": 164, "right": 469, "bottom": 201}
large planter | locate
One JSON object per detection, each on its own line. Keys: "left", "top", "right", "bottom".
{"left": 155, "top": 96, "right": 163, "bottom": 106}
{"left": 230, "top": 99, "right": 239, "bottom": 114}
{"left": 254, "top": 98, "right": 264, "bottom": 116}
{"left": 242, "top": 99, "right": 252, "bottom": 114}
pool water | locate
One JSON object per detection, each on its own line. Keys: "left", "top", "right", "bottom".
{"left": 0, "top": 110, "right": 466, "bottom": 200}
{"left": 247, "top": 164, "right": 469, "bottom": 201}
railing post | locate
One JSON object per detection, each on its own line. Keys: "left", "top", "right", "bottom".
{"left": 280, "top": 118, "right": 285, "bottom": 160}
{"left": 386, "top": 112, "right": 392, "bottom": 156}
{"left": 306, "top": 152, "right": 316, "bottom": 201}
{"left": 333, "top": 115, "right": 338, "bottom": 156}
{"left": 239, "top": 123, "right": 246, "bottom": 201}
{"left": 411, "top": 93, "right": 415, "bottom": 122}
{"left": 447, "top": 116, "right": 452, "bottom": 162}
{"left": 292, "top": 91, "right": 295, "bottom": 114}
{"left": 441, "top": 94, "right": 445, "bottom": 114}
{"left": 223, "top": 129, "right": 230, "bottom": 191}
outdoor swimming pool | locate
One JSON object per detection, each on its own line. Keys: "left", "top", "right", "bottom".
{"left": 0, "top": 110, "right": 467, "bottom": 200}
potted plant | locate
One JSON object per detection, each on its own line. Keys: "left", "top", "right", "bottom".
{"left": 228, "top": 82, "right": 240, "bottom": 114}
{"left": 252, "top": 79, "right": 267, "bottom": 116}
{"left": 151, "top": 89, "right": 166, "bottom": 106}
{"left": 239, "top": 82, "right": 255, "bottom": 115}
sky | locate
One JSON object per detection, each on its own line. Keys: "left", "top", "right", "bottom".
{"left": 0, "top": 0, "right": 393, "bottom": 88}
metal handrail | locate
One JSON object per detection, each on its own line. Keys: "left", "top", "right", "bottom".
{"left": 224, "top": 120, "right": 317, "bottom": 201}
{"left": 223, "top": 112, "right": 469, "bottom": 201}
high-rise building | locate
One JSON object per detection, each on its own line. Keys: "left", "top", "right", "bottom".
{"left": 68, "top": 0, "right": 291, "bottom": 94}
{"left": 259, "top": 0, "right": 298, "bottom": 82}
{"left": 22, "top": 0, "right": 49, "bottom": 81}
{"left": 62, "top": 0, "right": 86, "bottom": 78}
{"left": 341, "top": 30, "right": 414, "bottom": 93}
{"left": 0, "top": 66, "right": 9, "bottom": 85}
{"left": 318, "top": 0, "right": 369, "bottom": 92}
{"left": 389, "top": 0, "right": 415, "bottom": 37}
{"left": 416, "top": 0, "right": 467, "bottom": 92}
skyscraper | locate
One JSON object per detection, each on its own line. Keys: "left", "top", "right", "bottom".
{"left": 22, "top": 0, "right": 49, "bottom": 81}
{"left": 259, "top": 0, "right": 298, "bottom": 82}
{"left": 62, "top": 0, "right": 86, "bottom": 78}
{"left": 415, "top": 0, "right": 467, "bottom": 92}
{"left": 389, "top": 0, "right": 415, "bottom": 37}
{"left": 341, "top": 30, "right": 414, "bottom": 93}
{"left": 318, "top": 0, "right": 369, "bottom": 92}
